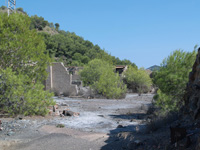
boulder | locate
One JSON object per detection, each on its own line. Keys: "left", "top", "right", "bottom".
{"left": 62, "top": 110, "right": 80, "bottom": 116}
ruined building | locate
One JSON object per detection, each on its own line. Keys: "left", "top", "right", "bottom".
{"left": 44, "top": 62, "right": 81, "bottom": 96}
{"left": 44, "top": 63, "right": 128, "bottom": 97}
{"left": 115, "top": 65, "right": 128, "bottom": 75}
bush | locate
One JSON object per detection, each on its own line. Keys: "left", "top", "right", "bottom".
{"left": 0, "top": 13, "right": 51, "bottom": 82}
{"left": 16, "top": 7, "right": 25, "bottom": 13}
{"left": 56, "top": 124, "right": 65, "bottom": 128}
{"left": 154, "top": 49, "right": 196, "bottom": 112}
{"left": 30, "top": 15, "right": 49, "bottom": 30}
{"left": 80, "top": 59, "right": 127, "bottom": 99}
{"left": 93, "top": 69, "right": 127, "bottom": 99}
{"left": 0, "top": 13, "right": 55, "bottom": 116}
{"left": 153, "top": 89, "right": 178, "bottom": 113}
{"left": 0, "top": 68, "right": 55, "bottom": 116}
{"left": 0, "top": 6, "right": 6, "bottom": 10}
{"left": 124, "top": 66, "right": 152, "bottom": 94}
{"left": 80, "top": 59, "right": 112, "bottom": 86}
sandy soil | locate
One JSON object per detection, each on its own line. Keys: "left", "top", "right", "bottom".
{"left": 0, "top": 94, "right": 155, "bottom": 150}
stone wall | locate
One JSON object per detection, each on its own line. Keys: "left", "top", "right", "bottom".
{"left": 45, "top": 62, "right": 78, "bottom": 96}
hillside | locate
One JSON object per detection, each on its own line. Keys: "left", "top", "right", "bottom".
{"left": 147, "top": 65, "right": 160, "bottom": 71}
{"left": 0, "top": 6, "right": 136, "bottom": 67}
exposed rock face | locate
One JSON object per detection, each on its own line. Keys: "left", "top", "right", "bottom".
{"left": 184, "top": 48, "right": 200, "bottom": 119}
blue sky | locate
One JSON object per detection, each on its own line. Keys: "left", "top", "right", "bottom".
{"left": 1, "top": 0, "right": 200, "bottom": 68}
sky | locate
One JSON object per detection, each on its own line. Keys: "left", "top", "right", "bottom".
{"left": 1, "top": 0, "right": 200, "bottom": 68}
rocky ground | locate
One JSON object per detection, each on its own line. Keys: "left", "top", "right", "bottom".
{"left": 0, "top": 94, "right": 181, "bottom": 150}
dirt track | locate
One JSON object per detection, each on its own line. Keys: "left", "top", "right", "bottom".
{"left": 0, "top": 94, "right": 154, "bottom": 150}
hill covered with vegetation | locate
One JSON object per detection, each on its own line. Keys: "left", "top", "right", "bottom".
{"left": 0, "top": 6, "right": 136, "bottom": 67}
{"left": 147, "top": 65, "right": 160, "bottom": 71}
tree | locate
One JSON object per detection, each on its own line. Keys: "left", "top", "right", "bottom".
{"left": 30, "top": 15, "right": 48, "bottom": 30}
{"left": 124, "top": 66, "right": 152, "bottom": 94}
{"left": 41, "top": 29, "right": 137, "bottom": 67}
{"left": 0, "top": 6, "right": 6, "bottom": 10}
{"left": 80, "top": 59, "right": 127, "bottom": 98}
{"left": 55, "top": 23, "right": 60, "bottom": 30}
{"left": 0, "top": 13, "right": 51, "bottom": 82}
{"left": 0, "top": 68, "right": 54, "bottom": 116}
{"left": 16, "top": 7, "right": 26, "bottom": 14}
{"left": 93, "top": 69, "right": 127, "bottom": 99}
{"left": 154, "top": 49, "right": 196, "bottom": 113}
{"left": 0, "top": 13, "right": 54, "bottom": 116}
{"left": 120, "top": 59, "right": 137, "bottom": 68}
{"left": 79, "top": 59, "right": 110, "bottom": 86}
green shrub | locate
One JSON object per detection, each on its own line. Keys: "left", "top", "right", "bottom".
{"left": 80, "top": 59, "right": 112, "bottom": 86}
{"left": 56, "top": 124, "right": 65, "bottom": 128}
{"left": 0, "top": 68, "right": 55, "bottom": 116}
{"left": 93, "top": 69, "right": 127, "bottom": 99}
{"left": 30, "top": 15, "right": 49, "bottom": 30}
{"left": 0, "top": 13, "right": 55, "bottom": 116}
{"left": 154, "top": 49, "right": 196, "bottom": 112}
{"left": 80, "top": 59, "right": 127, "bottom": 99}
{"left": 16, "top": 7, "right": 24, "bottom": 12}
{"left": 0, "top": 13, "right": 51, "bottom": 82}
{"left": 124, "top": 66, "right": 152, "bottom": 93}
{"left": 153, "top": 89, "right": 178, "bottom": 113}
{"left": 0, "top": 6, "right": 6, "bottom": 10}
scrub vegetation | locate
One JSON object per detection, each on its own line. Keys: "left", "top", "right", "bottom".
{"left": 80, "top": 59, "right": 127, "bottom": 99}
{"left": 153, "top": 49, "right": 197, "bottom": 113}
{"left": 0, "top": 13, "right": 54, "bottom": 116}
{"left": 123, "top": 66, "right": 152, "bottom": 94}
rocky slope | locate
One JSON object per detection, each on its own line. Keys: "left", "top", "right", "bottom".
{"left": 184, "top": 48, "right": 200, "bottom": 120}
{"left": 178, "top": 48, "right": 200, "bottom": 149}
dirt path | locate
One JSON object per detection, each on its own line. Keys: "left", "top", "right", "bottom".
{"left": 0, "top": 94, "right": 154, "bottom": 150}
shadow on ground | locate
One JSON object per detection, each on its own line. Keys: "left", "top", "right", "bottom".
{"left": 101, "top": 113, "right": 172, "bottom": 150}
{"left": 109, "top": 113, "right": 147, "bottom": 120}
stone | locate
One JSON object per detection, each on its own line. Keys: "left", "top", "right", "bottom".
{"left": 48, "top": 110, "right": 53, "bottom": 116}
{"left": 62, "top": 110, "right": 79, "bottom": 116}
{"left": 60, "top": 114, "right": 64, "bottom": 117}
{"left": 117, "top": 125, "right": 124, "bottom": 128}
{"left": 73, "top": 112, "right": 80, "bottom": 116}
{"left": 55, "top": 110, "right": 60, "bottom": 116}
{"left": 61, "top": 103, "right": 68, "bottom": 106}
{"left": 53, "top": 105, "right": 59, "bottom": 112}
{"left": 98, "top": 115, "right": 104, "bottom": 118}
{"left": 63, "top": 110, "right": 73, "bottom": 116}
{"left": 54, "top": 104, "right": 59, "bottom": 109}
{"left": 18, "top": 115, "right": 24, "bottom": 120}
{"left": 7, "top": 131, "right": 15, "bottom": 136}
{"left": 134, "top": 140, "right": 142, "bottom": 145}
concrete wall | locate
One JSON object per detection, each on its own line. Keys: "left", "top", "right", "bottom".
{"left": 72, "top": 74, "right": 81, "bottom": 81}
{"left": 45, "top": 63, "right": 128, "bottom": 96}
{"left": 45, "top": 62, "right": 78, "bottom": 96}
{"left": 45, "top": 65, "right": 52, "bottom": 90}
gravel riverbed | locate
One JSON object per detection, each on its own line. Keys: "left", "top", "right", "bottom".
{"left": 0, "top": 94, "right": 154, "bottom": 150}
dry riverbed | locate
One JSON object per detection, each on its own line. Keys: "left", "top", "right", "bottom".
{"left": 0, "top": 94, "right": 157, "bottom": 150}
